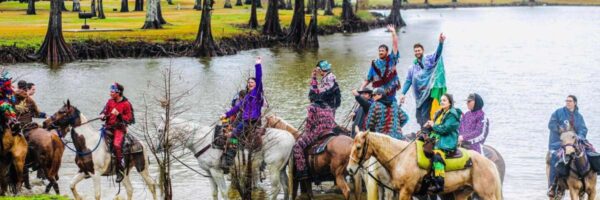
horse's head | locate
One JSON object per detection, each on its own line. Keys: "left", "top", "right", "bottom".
{"left": 559, "top": 126, "right": 580, "bottom": 157}
{"left": 43, "top": 99, "right": 81, "bottom": 131}
{"left": 347, "top": 127, "right": 373, "bottom": 175}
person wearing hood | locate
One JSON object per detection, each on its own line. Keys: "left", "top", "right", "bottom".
{"left": 423, "top": 93, "right": 461, "bottom": 193}
{"left": 365, "top": 87, "right": 405, "bottom": 140}
{"left": 546, "top": 95, "right": 588, "bottom": 198}
{"left": 458, "top": 93, "right": 488, "bottom": 154}
{"left": 309, "top": 60, "right": 341, "bottom": 112}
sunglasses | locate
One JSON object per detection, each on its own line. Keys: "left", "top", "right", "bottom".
{"left": 565, "top": 100, "right": 574, "bottom": 103}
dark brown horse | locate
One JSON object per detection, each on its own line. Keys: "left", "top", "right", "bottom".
{"left": 289, "top": 128, "right": 362, "bottom": 200}
{"left": 23, "top": 126, "right": 65, "bottom": 194}
{"left": 0, "top": 120, "right": 28, "bottom": 195}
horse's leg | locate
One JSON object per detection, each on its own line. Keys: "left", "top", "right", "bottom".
{"left": 0, "top": 163, "right": 7, "bottom": 196}
{"left": 453, "top": 189, "right": 473, "bottom": 200}
{"left": 334, "top": 168, "right": 351, "bottom": 200}
{"left": 267, "top": 164, "right": 281, "bottom": 200}
{"left": 12, "top": 146, "right": 27, "bottom": 194}
{"left": 140, "top": 167, "right": 157, "bottom": 200}
{"left": 70, "top": 173, "right": 86, "bottom": 200}
{"left": 122, "top": 175, "right": 133, "bottom": 200}
{"left": 279, "top": 168, "right": 289, "bottom": 200}
{"left": 206, "top": 171, "right": 219, "bottom": 200}
{"left": 209, "top": 168, "right": 228, "bottom": 200}
{"left": 352, "top": 172, "right": 362, "bottom": 200}
{"left": 291, "top": 178, "right": 299, "bottom": 200}
{"left": 92, "top": 174, "right": 102, "bottom": 200}
{"left": 23, "top": 166, "right": 31, "bottom": 190}
{"left": 397, "top": 189, "right": 412, "bottom": 200}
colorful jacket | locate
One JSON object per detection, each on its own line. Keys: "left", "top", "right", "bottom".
{"left": 0, "top": 99, "right": 17, "bottom": 124}
{"left": 458, "top": 110, "right": 488, "bottom": 153}
{"left": 548, "top": 106, "right": 587, "bottom": 151}
{"left": 305, "top": 103, "right": 336, "bottom": 138}
{"left": 366, "top": 98, "right": 404, "bottom": 139}
{"left": 226, "top": 64, "right": 264, "bottom": 121}
{"left": 367, "top": 51, "right": 400, "bottom": 102}
{"left": 14, "top": 90, "right": 46, "bottom": 124}
{"left": 401, "top": 43, "right": 444, "bottom": 107}
{"left": 430, "top": 107, "right": 461, "bottom": 151}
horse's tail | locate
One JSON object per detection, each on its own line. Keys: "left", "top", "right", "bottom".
{"left": 7, "top": 159, "right": 18, "bottom": 193}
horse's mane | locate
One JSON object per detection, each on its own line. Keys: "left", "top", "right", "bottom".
{"left": 265, "top": 115, "right": 300, "bottom": 139}
{"left": 363, "top": 131, "right": 411, "bottom": 160}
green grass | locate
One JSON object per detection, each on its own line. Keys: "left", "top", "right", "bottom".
{"left": 0, "top": 194, "right": 69, "bottom": 200}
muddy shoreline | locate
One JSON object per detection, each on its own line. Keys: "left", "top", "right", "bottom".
{"left": 0, "top": 19, "right": 385, "bottom": 65}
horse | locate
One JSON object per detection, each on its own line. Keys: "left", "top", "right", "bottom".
{"left": 279, "top": 121, "right": 362, "bottom": 200}
{"left": 0, "top": 118, "right": 28, "bottom": 195}
{"left": 347, "top": 130, "right": 502, "bottom": 200}
{"left": 181, "top": 115, "right": 295, "bottom": 200}
{"left": 42, "top": 100, "right": 157, "bottom": 200}
{"left": 547, "top": 129, "right": 596, "bottom": 200}
{"left": 22, "top": 127, "right": 65, "bottom": 194}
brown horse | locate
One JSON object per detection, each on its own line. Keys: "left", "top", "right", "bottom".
{"left": 264, "top": 116, "right": 362, "bottom": 200}
{"left": 0, "top": 122, "right": 28, "bottom": 195}
{"left": 348, "top": 130, "right": 502, "bottom": 200}
{"left": 546, "top": 129, "right": 596, "bottom": 200}
{"left": 23, "top": 127, "right": 65, "bottom": 194}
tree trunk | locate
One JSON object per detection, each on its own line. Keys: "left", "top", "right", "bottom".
{"left": 424, "top": 0, "right": 428, "bottom": 6}
{"left": 256, "top": 0, "right": 262, "bottom": 8}
{"left": 61, "top": 0, "right": 68, "bottom": 11}
{"left": 97, "top": 0, "right": 105, "bottom": 19}
{"left": 341, "top": 0, "right": 355, "bottom": 21}
{"left": 262, "top": 0, "right": 282, "bottom": 36}
{"left": 387, "top": 0, "right": 406, "bottom": 27}
{"left": 284, "top": 0, "right": 291, "bottom": 9}
{"left": 323, "top": 0, "right": 333, "bottom": 15}
{"left": 194, "top": 0, "right": 202, "bottom": 10}
{"left": 277, "top": 0, "right": 284, "bottom": 9}
{"left": 305, "top": 0, "right": 312, "bottom": 14}
{"left": 134, "top": 0, "right": 143, "bottom": 11}
{"left": 195, "top": 0, "right": 220, "bottom": 57}
{"left": 244, "top": 0, "right": 250, "bottom": 5}
{"left": 91, "top": 0, "right": 96, "bottom": 17}
{"left": 120, "top": 0, "right": 129, "bottom": 12}
{"left": 157, "top": 1, "right": 167, "bottom": 24}
{"left": 72, "top": 0, "right": 81, "bottom": 12}
{"left": 286, "top": 0, "right": 305, "bottom": 44}
{"left": 329, "top": 0, "right": 334, "bottom": 8}
{"left": 26, "top": 0, "right": 35, "bottom": 15}
{"left": 224, "top": 0, "right": 232, "bottom": 8}
{"left": 235, "top": 0, "right": 242, "bottom": 6}
{"left": 142, "top": 0, "right": 162, "bottom": 29}
{"left": 299, "top": 0, "right": 318, "bottom": 48}
{"left": 248, "top": 0, "right": 258, "bottom": 29}
{"left": 317, "top": 0, "right": 324, "bottom": 9}
{"left": 166, "top": 0, "right": 173, "bottom": 5}
{"left": 33, "top": 0, "right": 75, "bottom": 66}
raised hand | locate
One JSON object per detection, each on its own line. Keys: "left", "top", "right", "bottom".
{"left": 439, "top": 33, "right": 446, "bottom": 43}
{"left": 256, "top": 56, "right": 262, "bottom": 64}
{"left": 387, "top": 24, "right": 396, "bottom": 33}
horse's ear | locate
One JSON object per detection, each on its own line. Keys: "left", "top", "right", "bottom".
{"left": 67, "top": 99, "right": 71, "bottom": 108}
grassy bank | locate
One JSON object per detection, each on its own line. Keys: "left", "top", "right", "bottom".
{"left": 368, "top": 0, "right": 600, "bottom": 8}
{"left": 0, "top": 0, "right": 376, "bottom": 48}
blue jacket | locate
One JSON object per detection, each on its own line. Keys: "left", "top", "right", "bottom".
{"left": 548, "top": 106, "right": 588, "bottom": 150}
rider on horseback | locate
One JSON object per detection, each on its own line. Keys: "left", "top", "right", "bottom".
{"left": 547, "top": 95, "right": 590, "bottom": 197}
{"left": 365, "top": 88, "right": 407, "bottom": 140}
{"left": 14, "top": 80, "right": 46, "bottom": 134}
{"left": 220, "top": 57, "right": 264, "bottom": 171}
{"left": 309, "top": 60, "right": 341, "bottom": 114}
{"left": 458, "top": 93, "right": 488, "bottom": 154}
{"left": 351, "top": 88, "right": 373, "bottom": 138}
{"left": 99, "top": 82, "right": 134, "bottom": 183}
{"left": 423, "top": 93, "right": 461, "bottom": 193}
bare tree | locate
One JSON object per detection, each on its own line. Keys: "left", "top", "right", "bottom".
{"left": 262, "top": 0, "right": 282, "bottom": 36}
{"left": 387, "top": 0, "right": 406, "bottom": 27}
{"left": 166, "top": 0, "right": 173, "bottom": 5}
{"left": 195, "top": 0, "right": 221, "bottom": 57}
{"left": 224, "top": 0, "right": 232, "bottom": 8}
{"left": 97, "top": 0, "right": 106, "bottom": 19}
{"left": 235, "top": 0, "right": 242, "bottom": 6}
{"left": 31, "top": 0, "right": 75, "bottom": 66}
{"left": 138, "top": 65, "right": 194, "bottom": 200}
{"left": 284, "top": 0, "right": 291, "bottom": 9}
{"left": 194, "top": 0, "right": 202, "bottom": 10}
{"left": 323, "top": 0, "right": 333, "bottom": 15}
{"left": 285, "top": 0, "right": 305, "bottom": 45}
{"left": 121, "top": 0, "right": 129, "bottom": 12}
{"left": 248, "top": 0, "right": 258, "bottom": 29}
{"left": 134, "top": 0, "right": 143, "bottom": 11}
{"left": 91, "top": 0, "right": 97, "bottom": 17}
{"left": 299, "top": 0, "right": 318, "bottom": 48}
{"left": 72, "top": 0, "right": 81, "bottom": 11}
{"left": 26, "top": 0, "right": 35, "bottom": 15}
{"left": 142, "top": 0, "right": 162, "bottom": 29}
{"left": 157, "top": 1, "right": 167, "bottom": 24}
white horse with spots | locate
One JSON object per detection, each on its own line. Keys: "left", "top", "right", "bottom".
{"left": 181, "top": 115, "right": 296, "bottom": 200}
{"left": 43, "top": 101, "right": 157, "bottom": 200}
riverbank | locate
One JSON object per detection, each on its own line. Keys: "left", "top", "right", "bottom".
{"left": 368, "top": 0, "right": 600, "bottom": 9}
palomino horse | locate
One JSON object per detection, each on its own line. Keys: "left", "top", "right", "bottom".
{"left": 546, "top": 129, "right": 596, "bottom": 200}
{"left": 23, "top": 127, "right": 65, "bottom": 194}
{"left": 347, "top": 131, "right": 502, "bottom": 200}
{"left": 0, "top": 118, "right": 28, "bottom": 195}
{"left": 181, "top": 116, "right": 295, "bottom": 200}
{"left": 42, "top": 101, "right": 157, "bottom": 200}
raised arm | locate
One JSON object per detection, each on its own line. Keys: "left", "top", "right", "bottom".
{"left": 254, "top": 57, "right": 263, "bottom": 94}
{"left": 434, "top": 33, "right": 445, "bottom": 62}
{"left": 387, "top": 25, "right": 399, "bottom": 56}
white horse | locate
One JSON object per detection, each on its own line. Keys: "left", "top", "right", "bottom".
{"left": 182, "top": 117, "right": 295, "bottom": 200}
{"left": 43, "top": 101, "right": 157, "bottom": 200}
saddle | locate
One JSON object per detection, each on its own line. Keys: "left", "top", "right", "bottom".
{"left": 307, "top": 132, "right": 337, "bottom": 155}
{"left": 103, "top": 129, "right": 144, "bottom": 156}
{"left": 416, "top": 136, "right": 472, "bottom": 171}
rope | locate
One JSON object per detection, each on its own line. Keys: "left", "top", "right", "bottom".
{"left": 172, "top": 155, "right": 211, "bottom": 177}
{"left": 57, "top": 128, "right": 104, "bottom": 156}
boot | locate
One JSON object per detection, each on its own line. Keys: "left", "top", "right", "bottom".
{"left": 427, "top": 176, "right": 444, "bottom": 193}
{"left": 116, "top": 159, "right": 125, "bottom": 183}
{"left": 295, "top": 168, "right": 309, "bottom": 180}
{"left": 220, "top": 147, "right": 236, "bottom": 174}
